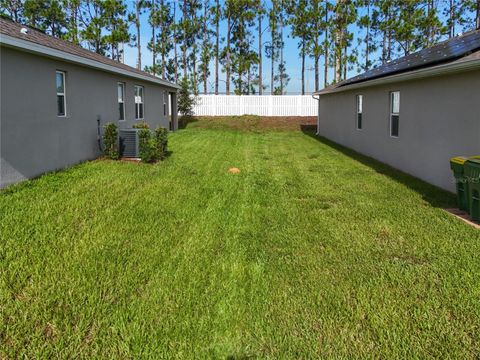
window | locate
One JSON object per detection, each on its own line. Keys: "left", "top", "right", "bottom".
{"left": 134, "top": 85, "right": 144, "bottom": 119}
{"left": 163, "top": 91, "right": 167, "bottom": 116}
{"left": 390, "top": 91, "right": 400, "bottom": 137}
{"left": 56, "top": 71, "right": 66, "bottom": 116}
{"left": 118, "top": 83, "right": 125, "bottom": 120}
{"left": 356, "top": 95, "right": 363, "bottom": 130}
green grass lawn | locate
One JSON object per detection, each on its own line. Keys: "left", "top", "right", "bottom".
{"left": 1, "top": 117, "right": 479, "bottom": 358}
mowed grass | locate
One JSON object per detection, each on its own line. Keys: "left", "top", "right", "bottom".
{"left": 1, "top": 117, "right": 479, "bottom": 358}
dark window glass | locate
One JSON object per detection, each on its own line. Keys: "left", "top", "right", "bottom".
{"left": 357, "top": 113, "right": 362, "bottom": 130}
{"left": 391, "top": 115, "right": 399, "bottom": 137}
{"left": 139, "top": 104, "right": 144, "bottom": 119}
{"left": 57, "top": 95, "right": 65, "bottom": 116}
{"left": 119, "top": 103, "right": 124, "bottom": 121}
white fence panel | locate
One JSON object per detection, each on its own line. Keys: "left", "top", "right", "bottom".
{"left": 193, "top": 95, "right": 317, "bottom": 117}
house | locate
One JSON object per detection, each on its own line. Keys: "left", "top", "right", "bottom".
{"left": 0, "top": 17, "right": 180, "bottom": 189}
{"left": 314, "top": 30, "right": 480, "bottom": 192}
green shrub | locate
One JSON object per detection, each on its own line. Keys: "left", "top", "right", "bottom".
{"left": 155, "top": 127, "right": 168, "bottom": 159}
{"left": 133, "top": 121, "right": 150, "bottom": 129}
{"left": 138, "top": 127, "right": 169, "bottom": 163}
{"left": 103, "top": 122, "right": 119, "bottom": 160}
{"left": 138, "top": 128, "right": 155, "bottom": 163}
{"left": 178, "top": 77, "right": 197, "bottom": 116}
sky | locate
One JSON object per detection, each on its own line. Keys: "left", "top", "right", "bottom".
{"left": 120, "top": 1, "right": 475, "bottom": 94}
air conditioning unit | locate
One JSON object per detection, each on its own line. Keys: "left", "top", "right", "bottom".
{"left": 119, "top": 129, "right": 140, "bottom": 158}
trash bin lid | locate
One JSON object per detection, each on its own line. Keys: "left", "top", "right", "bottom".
{"left": 467, "top": 156, "right": 480, "bottom": 165}
{"left": 451, "top": 156, "right": 469, "bottom": 165}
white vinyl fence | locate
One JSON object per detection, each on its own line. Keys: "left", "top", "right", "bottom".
{"left": 193, "top": 95, "right": 318, "bottom": 117}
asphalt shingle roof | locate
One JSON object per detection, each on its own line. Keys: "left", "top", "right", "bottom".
{"left": 0, "top": 17, "right": 178, "bottom": 88}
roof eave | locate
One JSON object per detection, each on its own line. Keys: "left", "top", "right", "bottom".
{"left": 0, "top": 34, "right": 181, "bottom": 90}
{"left": 313, "top": 58, "right": 480, "bottom": 96}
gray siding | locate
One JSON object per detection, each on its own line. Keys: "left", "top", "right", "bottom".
{"left": 1, "top": 47, "right": 176, "bottom": 188}
{"left": 318, "top": 70, "right": 480, "bottom": 192}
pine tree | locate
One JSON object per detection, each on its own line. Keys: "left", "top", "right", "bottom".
{"left": 131, "top": 0, "right": 147, "bottom": 69}
{"left": 102, "top": 0, "right": 129, "bottom": 61}
{"left": 24, "top": 0, "right": 67, "bottom": 37}
{"left": 286, "top": 0, "right": 309, "bottom": 94}
{"left": 306, "top": 0, "right": 326, "bottom": 91}
{"left": 64, "top": 0, "right": 81, "bottom": 44}
{"left": 148, "top": 0, "right": 160, "bottom": 74}
{"left": 213, "top": 0, "right": 221, "bottom": 94}
{"left": 199, "top": 0, "right": 213, "bottom": 94}
{"left": 256, "top": 0, "right": 265, "bottom": 95}
{"left": 267, "top": 0, "right": 281, "bottom": 94}
{"left": 357, "top": 0, "right": 376, "bottom": 71}
{"left": 158, "top": 0, "right": 174, "bottom": 79}
{"left": 0, "top": 0, "right": 24, "bottom": 22}
{"left": 80, "top": 0, "right": 107, "bottom": 55}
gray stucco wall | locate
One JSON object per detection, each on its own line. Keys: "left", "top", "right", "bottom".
{"left": 1, "top": 47, "right": 177, "bottom": 188}
{"left": 318, "top": 70, "right": 480, "bottom": 192}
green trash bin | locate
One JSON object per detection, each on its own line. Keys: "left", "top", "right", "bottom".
{"left": 465, "top": 157, "right": 480, "bottom": 223}
{"left": 450, "top": 156, "right": 470, "bottom": 212}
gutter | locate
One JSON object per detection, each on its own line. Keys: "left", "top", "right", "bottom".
{"left": 0, "top": 33, "right": 181, "bottom": 90}
{"left": 313, "top": 57, "right": 480, "bottom": 96}
{"left": 311, "top": 94, "right": 320, "bottom": 136}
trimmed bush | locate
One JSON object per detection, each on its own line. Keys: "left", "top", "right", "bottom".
{"left": 138, "top": 127, "right": 169, "bottom": 163}
{"left": 103, "top": 122, "right": 119, "bottom": 160}
{"left": 155, "top": 127, "right": 168, "bottom": 159}
{"left": 133, "top": 121, "right": 150, "bottom": 129}
{"left": 138, "top": 128, "right": 155, "bottom": 163}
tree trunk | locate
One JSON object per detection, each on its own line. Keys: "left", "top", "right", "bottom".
{"left": 314, "top": 35, "right": 319, "bottom": 92}
{"left": 279, "top": 15, "right": 284, "bottom": 94}
{"left": 258, "top": 12, "right": 263, "bottom": 95}
{"left": 476, "top": 0, "right": 480, "bottom": 30}
{"left": 183, "top": 0, "right": 187, "bottom": 79}
{"left": 136, "top": 0, "right": 141, "bottom": 70}
{"left": 334, "top": 31, "right": 341, "bottom": 83}
{"left": 324, "top": 0, "right": 328, "bottom": 88}
{"left": 365, "top": 0, "right": 370, "bottom": 70}
{"left": 173, "top": 2, "right": 178, "bottom": 82}
{"left": 161, "top": 0, "right": 166, "bottom": 79}
{"left": 301, "top": 38, "right": 305, "bottom": 95}
{"left": 192, "top": 6, "right": 197, "bottom": 94}
{"left": 152, "top": 0, "right": 156, "bottom": 72}
{"left": 203, "top": 0, "right": 208, "bottom": 95}
{"left": 270, "top": 21, "right": 275, "bottom": 95}
{"left": 215, "top": 0, "right": 219, "bottom": 95}
{"left": 226, "top": 15, "right": 231, "bottom": 95}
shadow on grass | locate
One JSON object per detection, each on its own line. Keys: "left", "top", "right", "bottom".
{"left": 300, "top": 126, "right": 456, "bottom": 209}
{"left": 178, "top": 116, "right": 198, "bottom": 129}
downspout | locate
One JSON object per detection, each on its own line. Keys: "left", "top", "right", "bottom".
{"left": 312, "top": 94, "right": 320, "bottom": 135}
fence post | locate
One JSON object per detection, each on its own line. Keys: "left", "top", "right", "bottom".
{"left": 268, "top": 96, "right": 273, "bottom": 116}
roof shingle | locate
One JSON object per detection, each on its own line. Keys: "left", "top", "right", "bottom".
{"left": 0, "top": 17, "right": 178, "bottom": 89}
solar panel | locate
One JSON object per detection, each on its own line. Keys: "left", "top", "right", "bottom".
{"left": 338, "top": 30, "right": 480, "bottom": 88}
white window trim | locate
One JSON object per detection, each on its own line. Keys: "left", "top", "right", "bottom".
{"left": 356, "top": 94, "right": 363, "bottom": 131}
{"left": 56, "top": 70, "right": 66, "bottom": 117}
{"left": 163, "top": 91, "right": 167, "bottom": 116}
{"left": 134, "top": 85, "right": 144, "bottom": 120}
{"left": 389, "top": 91, "right": 400, "bottom": 138}
{"left": 118, "top": 82, "right": 125, "bottom": 121}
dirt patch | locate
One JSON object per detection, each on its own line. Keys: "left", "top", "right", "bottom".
{"left": 183, "top": 115, "right": 317, "bottom": 132}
